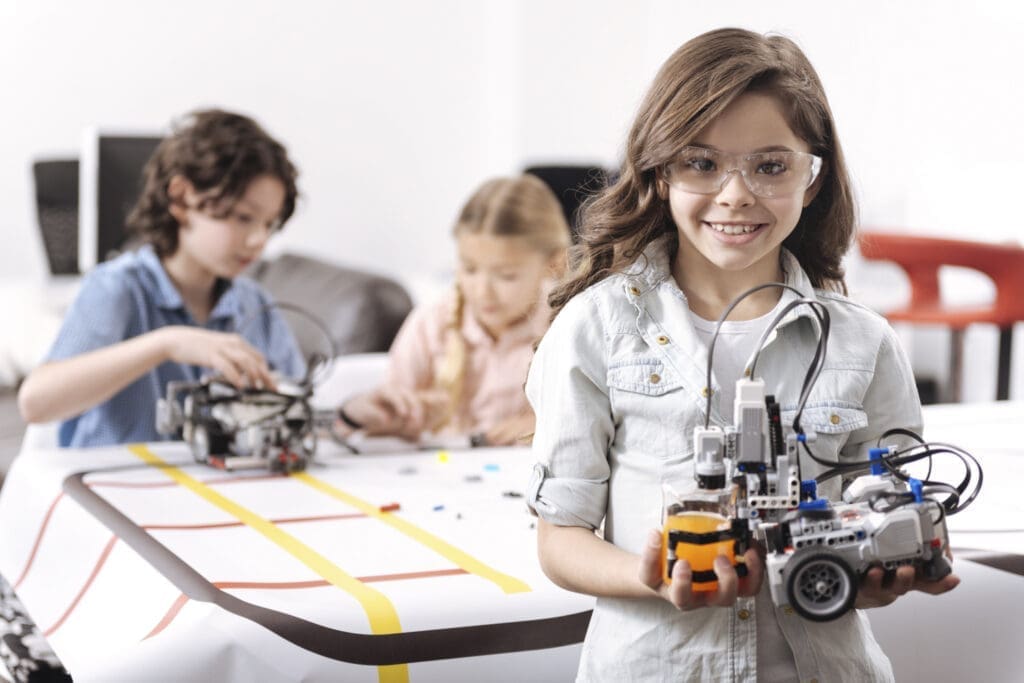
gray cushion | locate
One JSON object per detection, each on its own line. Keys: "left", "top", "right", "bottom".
{"left": 247, "top": 253, "right": 413, "bottom": 359}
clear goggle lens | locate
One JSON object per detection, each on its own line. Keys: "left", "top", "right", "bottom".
{"left": 664, "top": 146, "right": 823, "bottom": 198}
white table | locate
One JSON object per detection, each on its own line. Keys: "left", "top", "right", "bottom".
{"left": 868, "top": 401, "right": 1024, "bottom": 683}
{"left": 1, "top": 402, "right": 1021, "bottom": 682}
{"left": 0, "top": 442, "right": 592, "bottom": 682}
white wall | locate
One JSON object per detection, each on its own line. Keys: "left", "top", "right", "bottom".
{"left": 3, "top": 0, "right": 1023, "bottom": 395}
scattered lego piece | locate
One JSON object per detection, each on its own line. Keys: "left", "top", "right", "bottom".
{"left": 456, "top": 513, "right": 463, "bottom": 520}
{"left": 379, "top": 502, "right": 401, "bottom": 512}
{"left": 464, "top": 474, "right": 483, "bottom": 483}
{"left": 398, "top": 466, "right": 418, "bottom": 475}
{"left": 502, "top": 490, "right": 524, "bottom": 498}
{"left": 433, "top": 504, "right": 445, "bottom": 511}
{"left": 437, "top": 451, "right": 450, "bottom": 464}
{"left": 483, "top": 463, "right": 499, "bottom": 472}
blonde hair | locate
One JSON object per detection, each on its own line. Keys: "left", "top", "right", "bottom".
{"left": 433, "top": 174, "right": 571, "bottom": 431}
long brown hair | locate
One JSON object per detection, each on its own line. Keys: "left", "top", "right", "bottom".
{"left": 550, "top": 28, "right": 855, "bottom": 315}
{"left": 433, "top": 174, "right": 570, "bottom": 430}
{"left": 126, "top": 109, "right": 299, "bottom": 257}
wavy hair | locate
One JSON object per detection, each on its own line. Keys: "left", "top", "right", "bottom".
{"left": 126, "top": 109, "right": 299, "bottom": 257}
{"left": 550, "top": 28, "right": 855, "bottom": 315}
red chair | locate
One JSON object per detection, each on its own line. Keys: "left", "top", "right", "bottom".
{"left": 858, "top": 231, "right": 1024, "bottom": 401}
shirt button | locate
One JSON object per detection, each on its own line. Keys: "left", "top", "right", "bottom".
{"left": 656, "top": 335, "right": 669, "bottom": 345}
{"left": 649, "top": 373, "right": 661, "bottom": 384}
{"left": 701, "top": 386, "right": 712, "bottom": 398}
{"left": 829, "top": 413, "right": 841, "bottom": 425}
{"left": 737, "top": 608, "right": 751, "bottom": 620}
{"left": 629, "top": 286, "right": 641, "bottom": 296}
{"left": 743, "top": 367, "right": 751, "bottom": 377}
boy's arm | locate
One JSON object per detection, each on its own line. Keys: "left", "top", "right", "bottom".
{"left": 18, "top": 327, "right": 275, "bottom": 424}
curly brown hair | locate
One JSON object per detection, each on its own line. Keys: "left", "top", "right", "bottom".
{"left": 550, "top": 28, "right": 855, "bottom": 315}
{"left": 126, "top": 109, "right": 299, "bottom": 257}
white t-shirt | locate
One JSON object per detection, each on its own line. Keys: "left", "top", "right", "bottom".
{"left": 690, "top": 294, "right": 790, "bottom": 417}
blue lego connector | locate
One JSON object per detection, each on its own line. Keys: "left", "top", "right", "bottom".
{"left": 868, "top": 447, "right": 889, "bottom": 475}
{"left": 909, "top": 478, "right": 923, "bottom": 503}
{"left": 800, "top": 479, "right": 818, "bottom": 501}
{"left": 798, "top": 498, "right": 830, "bottom": 511}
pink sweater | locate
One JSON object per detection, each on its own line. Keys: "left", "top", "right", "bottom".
{"left": 386, "top": 290, "right": 549, "bottom": 435}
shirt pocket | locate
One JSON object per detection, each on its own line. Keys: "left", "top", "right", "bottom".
{"left": 782, "top": 403, "right": 869, "bottom": 492}
{"left": 606, "top": 359, "right": 687, "bottom": 458}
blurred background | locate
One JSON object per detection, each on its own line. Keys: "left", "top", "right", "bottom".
{"left": 2, "top": 0, "right": 1022, "bottom": 406}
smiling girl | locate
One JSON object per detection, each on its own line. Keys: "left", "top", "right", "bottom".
{"left": 525, "top": 28, "right": 958, "bottom": 682}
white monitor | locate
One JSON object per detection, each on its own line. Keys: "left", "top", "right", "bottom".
{"left": 78, "top": 127, "right": 163, "bottom": 272}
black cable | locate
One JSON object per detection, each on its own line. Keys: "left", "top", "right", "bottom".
{"left": 233, "top": 301, "right": 338, "bottom": 386}
{"left": 702, "top": 283, "right": 820, "bottom": 429}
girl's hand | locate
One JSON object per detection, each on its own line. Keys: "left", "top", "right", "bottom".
{"left": 854, "top": 564, "right": 960, "bottom": 609}
{"left": 343, "top": 388, "right": 448, "bottom": 438}
{"left": 638, "top": 528, "right": 763, "bottom": 610}
{"left": 158, "top": 326, "right": 275, "bottom": 390}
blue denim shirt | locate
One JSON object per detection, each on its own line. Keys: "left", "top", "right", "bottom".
{"left": 47, "top": 245, "right": 305, "bottom": 448}
{"left": 526, "top": 237, "right": 920, "bottom": 682}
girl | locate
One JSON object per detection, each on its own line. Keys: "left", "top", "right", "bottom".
{"left": 525, "top": 29, "right": 959, "bottom": 682}
{"left": 341, "top": 174, "right": 571, "bottom": 446}
{"left": 18, "top": 109, "right": 305, "bottom": 447}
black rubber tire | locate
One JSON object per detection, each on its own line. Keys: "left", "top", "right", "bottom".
{"left": 785, "top": 549, "right": 858, "bottom": 622}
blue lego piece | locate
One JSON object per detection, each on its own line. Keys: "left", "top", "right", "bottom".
{"left": 909, "top": 478, "right": 923, "bottom": 503}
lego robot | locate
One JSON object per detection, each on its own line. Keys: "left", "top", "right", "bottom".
{"left": 155, "top": 375, "right": 318, "bottom": 472}
{"left": 664, "top": 377, "right": 956, "bottom": 622}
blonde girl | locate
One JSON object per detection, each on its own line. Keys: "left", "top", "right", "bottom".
{"left": 341, "top": 174, "right": 571, "bottom": 445}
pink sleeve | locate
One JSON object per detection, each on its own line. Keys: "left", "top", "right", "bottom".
{"left": 385, "top": 300, "right": 447, "bottom": 391}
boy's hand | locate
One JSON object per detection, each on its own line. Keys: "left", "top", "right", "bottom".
{"left": 638, "top": 528, "right": 763, "bottom": 610}
{"left": 854, "top": 564, "right": 960, "bottom": 609}
{"left": 159, "top": 326, "right": 275, "bottom": 390}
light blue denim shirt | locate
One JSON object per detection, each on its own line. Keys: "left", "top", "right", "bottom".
{"left": 47, "top": 245, "right": 306, "bottom": 448}
{"left": 526, "top": 236, "right": 920, "bottom": 682}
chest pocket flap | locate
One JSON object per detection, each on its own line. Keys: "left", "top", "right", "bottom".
{"left": 782, "top": 404, "right": 868, "bottom": 435}
{"left": 607, "top": 360, "right": 681, "bottom": 397}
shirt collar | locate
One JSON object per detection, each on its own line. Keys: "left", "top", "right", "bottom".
{"left": 623, "top": 235, "right": 823, "bottom": 326}
{"left": 137, "top": 244, "right": 240, "bottom": 322}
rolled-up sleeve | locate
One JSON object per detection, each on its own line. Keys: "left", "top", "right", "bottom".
{"left": 525, "top": 290, "right": 613, "bottom": 530}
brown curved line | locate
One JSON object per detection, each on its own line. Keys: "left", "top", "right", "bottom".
{"left": 64, "top": 471, "right": 592, "bottom": 664}
{"left": 142, "top": 512, "right": 368, "bottom": 530}
{"left": 42, "top": 535, "right": 119, "bottom": 637}
{"left": 145, "top": 570, "right": 471, "bottom": 640}
{"left": 144, "top": 593, "right": 189, "bottom": 640}
{"left": 13, "top": 491, "right": 65, "bottom": 590}
{"left": 88, "top": 472, "right": 288, "bottom": 489}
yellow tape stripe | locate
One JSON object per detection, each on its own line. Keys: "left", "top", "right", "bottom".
{"left": 292, "top": 471, "right": 531, "bottom": 595}
{"left": 127, "top": 446, "right": 408, "bottom": 683}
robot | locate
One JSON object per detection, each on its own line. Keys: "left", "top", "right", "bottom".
{"left": 155, "top": 375, "right": 319, "bottom": 473}
{"left": 663, "top": 377, "right": 955, "bottom": 622}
